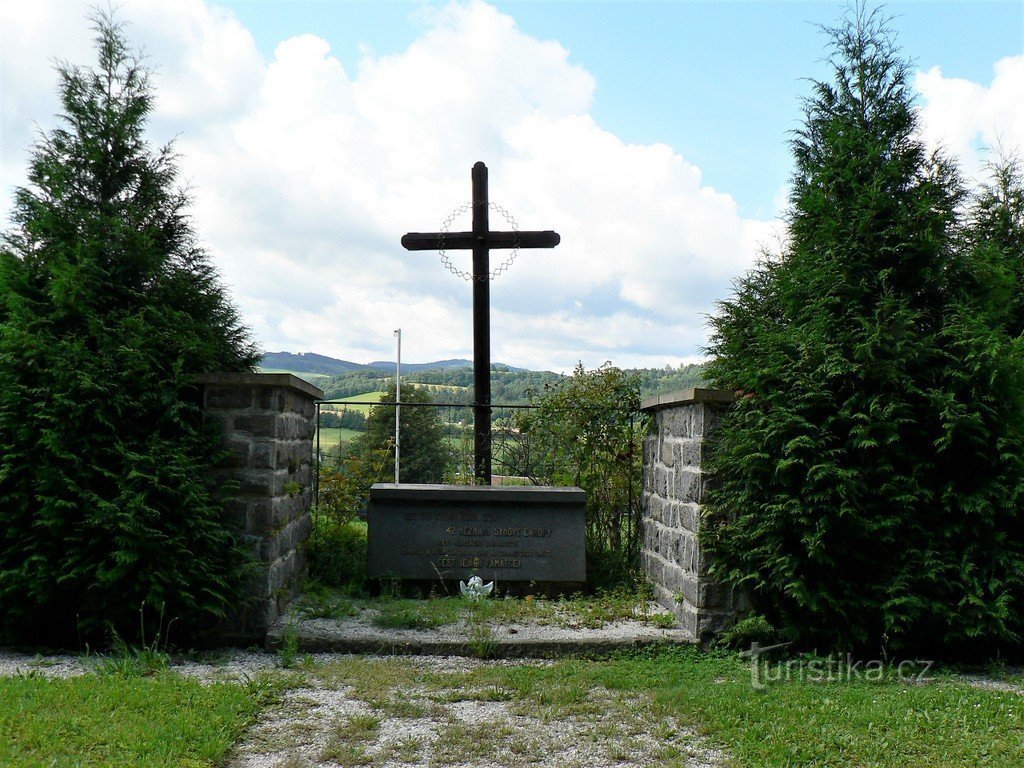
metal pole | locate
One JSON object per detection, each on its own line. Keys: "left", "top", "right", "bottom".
{"left": 394, "top": 328, "right": 401, "bottom": 484}
{"left": 315, "top": 402, "right": 321, "bottom": 507}
{"left": 471, "top": 162, "right": 492, "bottom": 484}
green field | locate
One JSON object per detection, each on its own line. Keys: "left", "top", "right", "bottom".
{"left": 321, "top": 391, "right": 386, "bottom": 415}
{"left": 315, "top": 427, "right": 363, "bottom": 453}
{"left": 258, "top": 368, "right": 332, "bottom": 384}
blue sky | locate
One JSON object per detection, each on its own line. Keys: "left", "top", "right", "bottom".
{"left": 217, "top": 0, "right": 1024, "bottom": 219}
{"left": 2, "top": 1, "right": 1023, "bottom": 371}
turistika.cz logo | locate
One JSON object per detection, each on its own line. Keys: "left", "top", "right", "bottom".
{"left": 743, "top": 643, "right": 935, "bottom": 690}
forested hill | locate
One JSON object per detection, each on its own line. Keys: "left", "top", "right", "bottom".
{"left": 260, "top": 352, "right": 707, "bottom": 402}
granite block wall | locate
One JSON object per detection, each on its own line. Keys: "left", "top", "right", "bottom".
{"left": 197, "top": 373, "right": 323, "bottom": 641}
{"left": 640, "top": 388, "right": 746, "bottom": 643}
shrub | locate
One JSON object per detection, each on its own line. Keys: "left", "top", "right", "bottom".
{"left": 0, "top": 12, "right": 258, "bottom": 645}
{"left": 703, "top": 7, "right": 1024, "bottom": 655}
{"left": 306, "top": 518, "right": 369, "bottom": 591}
{"left": 516, "top": 363, "right": 648, "bottom": 590}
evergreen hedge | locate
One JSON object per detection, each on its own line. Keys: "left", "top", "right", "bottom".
{"left": 703, "top": 7, "right": 1024, "bottom": 654}
{"left": 0, "top": 13, "right": 259, "bottom": 645}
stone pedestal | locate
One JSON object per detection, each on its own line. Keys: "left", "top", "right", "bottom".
{"left": 640, "top": 388, "right": 745, "bottom": 643}
{"left": 198, "top": 372, "right": 323, "bottom": 640}
{"left": 367, "top": 483, "right": 586, "bottom": 588}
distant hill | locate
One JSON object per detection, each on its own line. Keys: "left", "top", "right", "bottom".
{"left": 260, "top": 351, "right": 365, "bottom": 375}
{"left": 366, "top": 358, "right": 473, "bottom": 372}
{"left": 261, "top": 352, "right": 520, "bottom": 375}
{"left": 261, "top": 350, "right": 707, "bottom": 402}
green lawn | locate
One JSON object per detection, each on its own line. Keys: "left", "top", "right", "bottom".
{"left": 0, "top": 671, "right": 272, "bottom": 767}
{"left": 2, "top": 645, "right": 1020, "bottom": 766}
{"left": 589, "top": 648, "right": 1024, "bottom": 767}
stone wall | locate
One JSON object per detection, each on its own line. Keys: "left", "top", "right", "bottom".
{"left": 197, "top": 373, "right": 323, "bottom": 641}
{"left": 640, "top": 388, "right": 745, "bottom": 642}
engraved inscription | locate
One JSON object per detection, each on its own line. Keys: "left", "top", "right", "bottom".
{"left": 367, "top": 486, "right": 586, "bottom": 582}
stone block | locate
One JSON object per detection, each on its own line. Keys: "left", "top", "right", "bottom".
{"left": 292, "top": 463, "right": 311, "bottom": 486}
{"left": 701, "top": 404, "right": 721, "bottom": 435}
{"left": 646, "top": 494, "right": 664, "bottom": 525}
{"left": 651, "top": 582, "right": 676, "bottom": 614}
{"left": 664, "top": 501, "right": 681, "bottom": 529}
{"left": 272, "top": 494, "right": 298, "bottom": 528}
{"left": 248, "top": 501, "right": 273, "bottom": 535}
{"left": 301, "top": 419, "right": 316, "bottom": 440}
{"left": 222, "top": 439, "right": 251, "bottom": 469}
{"left": 251, "top": 441, "right": 276, "bottom": 469}
{"left": 698, "top": 578, "right": 734, "bottom": 610}
{"left": 669, "top": 567, "right": 699, "bottom": 608}
{"left": 675, "top": 468, "right": 703, "bottom": 504}
{"left": 661, "top": 437, "right": 677, "bottom": 468}
{"left": 654, "top": 466, "right": 669, "bottom": 498}
{"left": 643, "top": 436, "right": 658, "bottom": 468}
{"left": 239, "top": 470, "right": 275, "bottom": 497}
{"left": 257, "top": 389, "right": 283, "bottom": 412}
{"left": 206, "top": 386, "right": 254, "bottom": 410}
{"left": 295, "top": 511, "right": 312, "bottom": 544}
{"left": 679, "top": 438, "right": 702, "bottom": 467}
{"left": 696, "top": 610, "right": 738, "bottom": 644}
{"left": 645, "top": 552, "right": 665, "bottom": 587}
{"left": 674, "top": 600, "right": 699, "bottom": 638}
{"left": 276, "top": 441, "right": 303, "bottom": 471}
{"left": 235, "top": 414, "right": 278, "bottom": 437}
{"left": 261, "top": 532, "right": 281, "bottom": 562}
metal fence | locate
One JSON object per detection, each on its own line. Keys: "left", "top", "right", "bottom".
{"left": 314, "top": 400, "right": 546, "bottom": 502}
{"left": 313, "top": 399, "right": 643, "bottom": 494}
{"left": 313, "top": 396, "right": 648, "bottom": 569}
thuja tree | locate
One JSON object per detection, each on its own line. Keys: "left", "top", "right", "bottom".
{"left": 703, "top": 7, "right": 1024, "bottom": 654}
{"left": 353, "top": 383, "right": 451, "bottom": 484}
{"left": 0, "top": 13, "right": 259, "bottom": 644}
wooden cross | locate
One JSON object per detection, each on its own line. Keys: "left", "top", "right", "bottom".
{"left": 402, "top": 162, "right": 560, "bottom": 484}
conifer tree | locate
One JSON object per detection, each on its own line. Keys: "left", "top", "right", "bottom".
{"left": 703, "top": 6, "right": 1024, "bottom": 653}
{"left": 354, "top": 384, "right": 451, "bottom": 484}
{"left": 0, "top": 12, "right": 259, "bottom": 643}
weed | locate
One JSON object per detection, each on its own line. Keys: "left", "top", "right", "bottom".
{"left": 649, "top": 612, "right": 677, "bottom": 629}
{"left": 94, "top": 602, "right": 173, "bottom": 677}
{"left": 277, "top": 621, "right": 300, "bottom": 669}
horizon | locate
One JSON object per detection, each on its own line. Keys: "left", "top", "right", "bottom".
{"left": 260, "top": 349, "right": 705, "bottom": 374}
{"left": 2, "top": 1, "right": 1022, "bottom": 371}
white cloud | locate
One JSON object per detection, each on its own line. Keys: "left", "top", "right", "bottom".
{"left": 1, "top": 0, "right": 780, "bottom": 371}
{"left": 916, "top": 55, "right": 1024, "bottom": 183}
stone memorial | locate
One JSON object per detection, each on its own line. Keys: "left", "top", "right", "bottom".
{"left": 366, "top": 162, "right": 586, "bottom": 588}
{"left": 367, "top": 484, "right": 586, "bottom": 586}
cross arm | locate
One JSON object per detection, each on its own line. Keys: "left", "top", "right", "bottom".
{"left": 401, "top": 230, "right": 560, "bottom": 251}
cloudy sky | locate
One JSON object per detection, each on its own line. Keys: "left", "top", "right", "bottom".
{"left": 1, "top": 1, "right": 1022, "bottom": 372}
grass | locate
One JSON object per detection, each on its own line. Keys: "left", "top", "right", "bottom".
{"left": 258, "top": 368, "right": 332, "bottom": 384}
{"left": 313, "top": 426, "right": 363, "bottom": 448}
{"left": 297, "top": 584, "right": 675, "bottom": 631}
{"left": 322, "top": 391, "right": 387, "bottom": 414}
{"left": 566, "top": 648, "right": 1024, "bottom": 767}
{"left": 0, "top": 671, "right": 274, "bottom": 767}
{"left": 300, "top": 649, "right": 1024, "bottom": 767}
{"left": 4, "top": 645, "right": 1020, "bottom": 766}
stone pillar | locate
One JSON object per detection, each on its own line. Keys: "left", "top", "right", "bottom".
{"left": 640, "top": 387, "right": 744, "bottom": 643}
{"left": 197, "top": 373, "right": 324, "bottom": 641}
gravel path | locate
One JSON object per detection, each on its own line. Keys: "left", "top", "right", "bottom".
{"left": 0, "top": 650, "right": 726, "bottom": 767}
{"left": 224, "top": 654, "right": 726, "bottom": 768}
